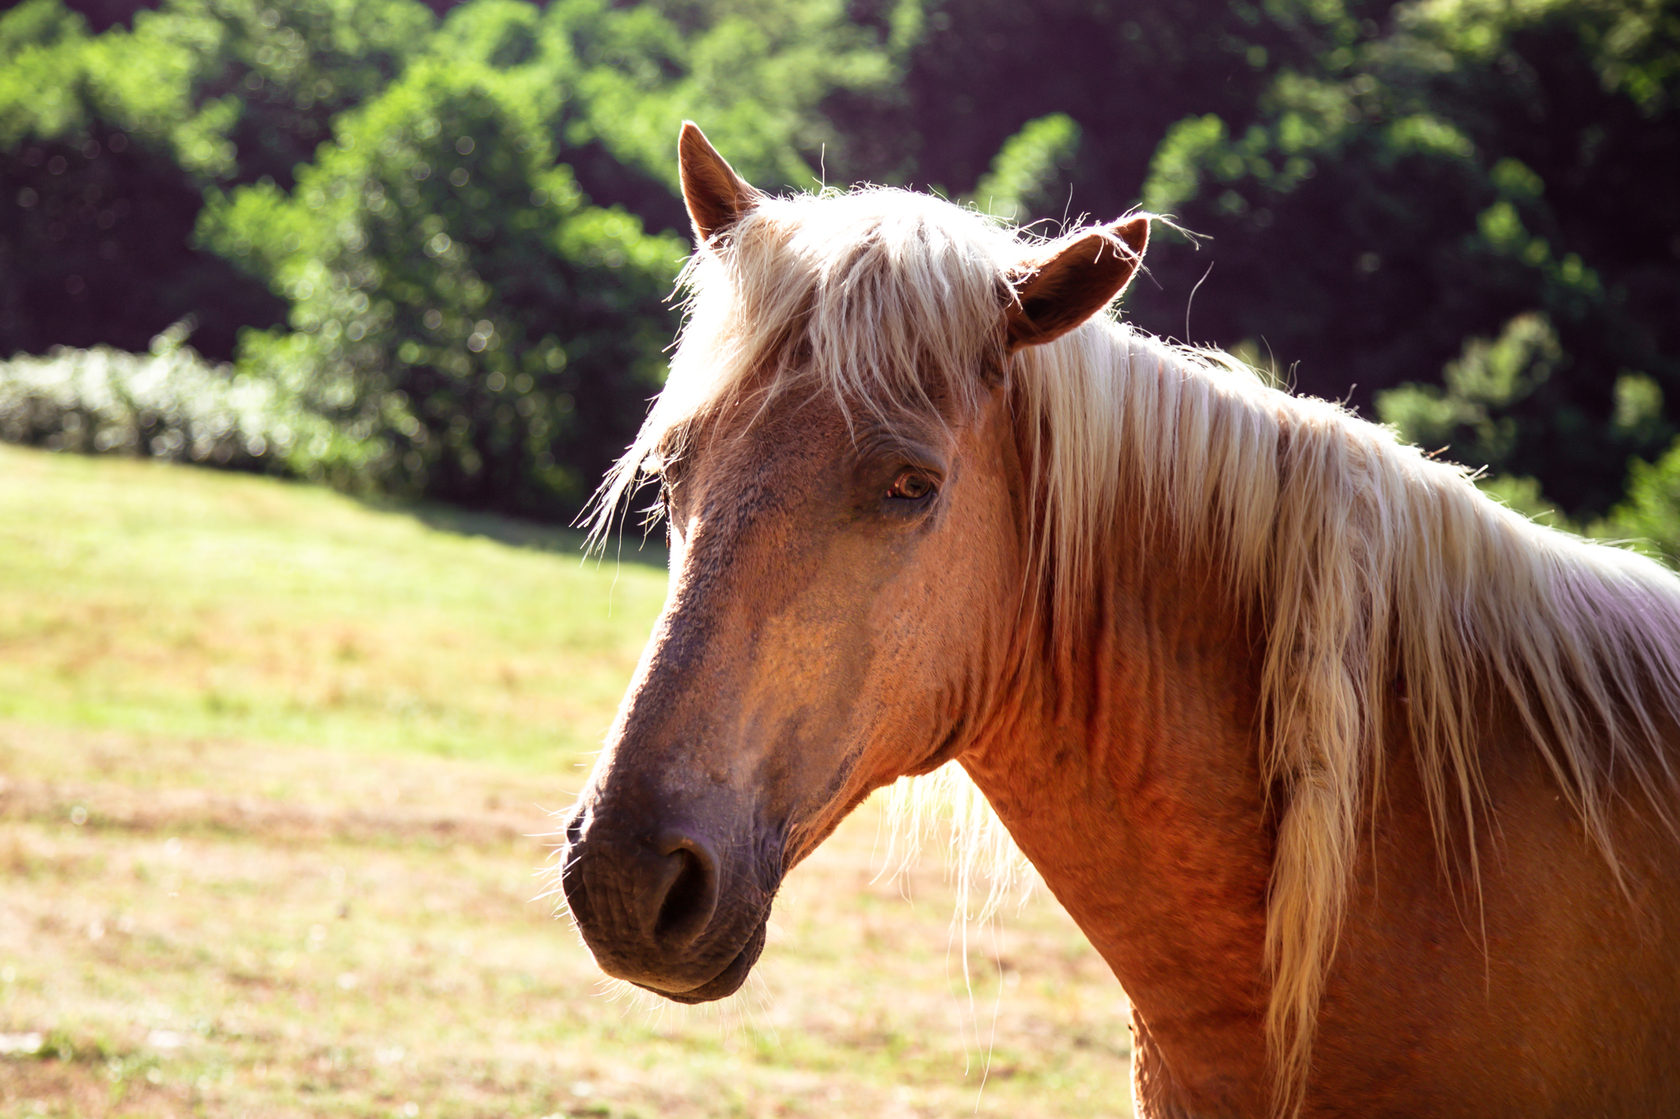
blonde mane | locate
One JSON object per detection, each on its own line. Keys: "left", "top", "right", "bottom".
{"left": 591, "top": 185, "right": 1680, "bottom": 1113}
{"left": 1022, "top": 320, "right": 1680, "bottom": 1111}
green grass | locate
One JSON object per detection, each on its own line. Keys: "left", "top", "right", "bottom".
{"left": 0, "top": 443, "right": 669, "bottom": 770}
{"left": 0, "top": 444, "right": 1134, "bottom": 1118}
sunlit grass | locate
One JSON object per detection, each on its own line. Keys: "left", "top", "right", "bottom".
{"left": 0, "top": 443, "right": 669, "bottom": 772}
{"left": 0, "top": 445, "right": 1132, "bottom": 1118}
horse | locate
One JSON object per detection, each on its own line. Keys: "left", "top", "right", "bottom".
{"left": 557, "top": 123, "right": 1680, "bottom": 1117}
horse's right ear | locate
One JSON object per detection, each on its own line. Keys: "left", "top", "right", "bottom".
{"left": 679, "top": 122, "right": 761, "bottom": 247}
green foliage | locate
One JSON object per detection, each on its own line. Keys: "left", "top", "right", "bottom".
{"left": 1475, "top": 473, "right": 1569, "bottom": 525}
{"left": 0, "top": 322, "right": 337, "bottom": 474}
{"left": 1, "top": 0, "right": 907, "bottom": 518}
{"left": 1598, "top": 435, "right": 1680, "bottom": 567}
{"left": 0, "top": 0, "right": 1675, "bottom": 546}
{"left": 0, "top": 0, "right": 434, "bottom": 360}
{"left": 0, "top": 0, "right": 93, "bottom": 146}
{"left": 542, "top": 0, "right": 899, "bottom": 230}
{"left": 971, "top": 113, "right": 1082, "bottom": 224}
{"left": 0, "top": 103, "right": 282, "bottom": 358}
{"left": 1133, "top": 0, "right": 1680, "bottom": 516}
{"left": 1140, "top": 114, "right": 1227, "bottom": 217}
{"left": 1378, "top": 312, "right": 1563, "bottom": 467}
{"left": 36, "top": 0, "right": 435, "bottom": 187}
{"left": 0, "top": 0, "right": 434, "bottom": 185}
{"left": 202, "top": 55, "right": 685, "bottom": 516}
{"left": 429, "top": 0, "right": 562, "bottom": 77}
{"left": 831, "top": 0, "right": 1372, "bottom": 205}
{"left": 1379, "top": 313, "right": 1673, "bottom": 511}
{"left": 0, "top": 0, "right": 87, "bottom": 51}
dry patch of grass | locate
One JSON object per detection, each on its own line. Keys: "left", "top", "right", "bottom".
{"left": 0, "top": 446, "right": 1135, "bottom": 1117}
{"left": 1, "top": 728, "right": 1131, "bottom": 1118}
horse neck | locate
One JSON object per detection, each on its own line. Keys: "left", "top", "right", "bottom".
{"left": 959, "top": 537, "right": 1276, "bottom": 1112}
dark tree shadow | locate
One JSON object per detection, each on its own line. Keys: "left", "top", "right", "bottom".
{"left": 365, "top": 498, "right": 670, "bottom": 573}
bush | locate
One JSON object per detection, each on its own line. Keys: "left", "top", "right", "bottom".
{"left": 0, "top": 322, "right": 343, "bottom": 475}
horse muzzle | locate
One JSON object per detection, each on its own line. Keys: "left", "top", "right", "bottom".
{"left": 560, "top": 806, "right": 774, "bottom": 1002}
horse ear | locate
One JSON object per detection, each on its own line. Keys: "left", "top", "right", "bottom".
{"left": 679, "top": 121, "right": 761, "bottom": 247}
{"left": 1005, "top": 216, "right": 1149, "bottom": 353}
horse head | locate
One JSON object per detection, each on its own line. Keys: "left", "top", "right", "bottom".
{"left": 558, "top": 124, "right": 1147, "bottom": 1002}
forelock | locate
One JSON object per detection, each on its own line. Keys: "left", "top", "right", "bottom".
{"left": 673, "top": 187, "right": 1020, "bottom": 434}
{"left": 588, "top": 186, "right": 1031, "bottom": 548}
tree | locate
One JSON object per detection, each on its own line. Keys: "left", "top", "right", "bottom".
{"left": 0, "top": 0, "right": 436, "bottom": 359}
{"left": 826, "top": 0, "right": 1391, "bottom": 206}
{"left": 0, "top": 0, "right": 283, "bottom": 359}
{"left": 201, "top": 54, "right": 685, "bottom": 515}
{"left": 119, "top": 0, "right": 436, "bottom": 190}
{"left": 1136, "top": 0, "right": 1680, "bottom": 514}
{"left": 534, "top": 0, "right": 898, "bottom": 233}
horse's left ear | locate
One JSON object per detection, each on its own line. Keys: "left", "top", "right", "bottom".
{"left": 679, "top": 121, "right": 762, "bottom": 247}
{"left": 1005, "top": 216, "right": 1149, "bottom": 353}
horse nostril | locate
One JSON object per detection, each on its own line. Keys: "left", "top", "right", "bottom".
{"left": 649, "top": 830, "right": 720, "bottom": 947}
{"left": 563, "top": 808, "right": 586, "bottom": 848}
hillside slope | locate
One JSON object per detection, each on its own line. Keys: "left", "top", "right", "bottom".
{"left": 0, "top": 446, "right": 1131, "bottom": 1119}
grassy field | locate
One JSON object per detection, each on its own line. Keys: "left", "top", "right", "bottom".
{"left": 0, "top": 444, "right": 1134, "bottom": 1118}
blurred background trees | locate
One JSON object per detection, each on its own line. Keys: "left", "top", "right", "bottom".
{"left": 1, "top": 0, "right": 1675, "bottom": 552}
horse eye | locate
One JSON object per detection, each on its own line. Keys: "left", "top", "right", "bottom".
{"left": 886, "top": 470, "right": 936, "bottom": 502}
{"left": 647, "top": 455, "right": 682, "bottom": 508}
